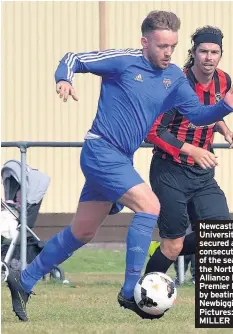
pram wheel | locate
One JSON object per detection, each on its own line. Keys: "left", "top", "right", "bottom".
{"left": 1, "top": 261, "right": 10, "bottom": 283}
{"left": 49, "top": 266, "right": 65, "bottom": 281}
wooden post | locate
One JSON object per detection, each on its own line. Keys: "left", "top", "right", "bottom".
{"left": 99, "top": 1, "right": 106, "bottom": 50}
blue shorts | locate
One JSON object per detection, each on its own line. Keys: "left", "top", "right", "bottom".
{"left": 79, "top": 138, "right": 144, "bottom": 214}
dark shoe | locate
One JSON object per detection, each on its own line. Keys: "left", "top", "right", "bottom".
{"left": 117, "top": 289, "right": 164, "bottom": 320}
{"left": 7, "top": 270, "right": 34, "bottom": 321}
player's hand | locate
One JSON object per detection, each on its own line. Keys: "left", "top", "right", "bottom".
{"left": 224, "top": 130, "right": 233, "bottom": 148}
{"left": 224, "top": 87, "right": 233, "bottom": 108}
{"left": 56, "top": 81, "right": 78, "bottom": 102}
{"left": 189, "top": 146, "right": 218, "bottom": 169}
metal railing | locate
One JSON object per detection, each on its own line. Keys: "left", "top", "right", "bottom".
{"left": 1, "top": 141, "right": 230, "bottom": 277}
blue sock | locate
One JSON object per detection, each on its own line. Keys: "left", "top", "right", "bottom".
{"left": 20, "top": 225, "right": 84, "bottom": 292}
{"left": 122, "top": 212, "right": 158, "bottom": 299}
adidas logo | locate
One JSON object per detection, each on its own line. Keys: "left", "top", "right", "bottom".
{"left": 134, "top": 74, "right": 143, "bottom": 82}
{"left": 129, "top": 246, "right": 144, "bottom": 253}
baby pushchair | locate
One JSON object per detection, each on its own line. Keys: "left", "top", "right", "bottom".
{"left": 1, "top": 159, "right": 65, "bottom": 283}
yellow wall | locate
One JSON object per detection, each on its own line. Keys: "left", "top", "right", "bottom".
{"left": 2, "top": 1, "right": 233, "bottom": 213}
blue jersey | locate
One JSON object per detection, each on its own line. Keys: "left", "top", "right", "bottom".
{"left": 55, "top": 48, "right": 232, "bottom": 156}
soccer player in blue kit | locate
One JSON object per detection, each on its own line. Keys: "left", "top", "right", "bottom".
{"left": 7, "top": 10, "right": 233, "bottom": 321}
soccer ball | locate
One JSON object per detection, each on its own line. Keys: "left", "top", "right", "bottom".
{"left": 134, "top": 272, "right": 177, "bottom": 315}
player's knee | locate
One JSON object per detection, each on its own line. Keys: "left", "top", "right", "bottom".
{"left": 73, "top": 230, "right": 96, "bottom": 244}
{"left": 122, "top": 183, "right": 160, "bottom": 215}
{"left": 146, "top": 190, "right": 160, "bottom": 215}
{"left": 139, "top": 194, "right": 161, "bottom": 215}
{"left": 71, "top": 222, "right": 97, "bottom": 244}
{"left": 161, "top": 238, "right": 184, "bottom": 260}
{"left": 150, "top": 198, "right": 160, "bottom": 216}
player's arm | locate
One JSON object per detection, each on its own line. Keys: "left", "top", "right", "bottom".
{"left": 164, "top": 76, "right": 233, "bottom": 126}
{"left": 146, "top": 109, "right": 183, "bottom": 158}
{"left": 55, "top": 49, "right": 141, "bottom": 102}
{"left": 147, "top": 110, "right": 218, "bottom": 168}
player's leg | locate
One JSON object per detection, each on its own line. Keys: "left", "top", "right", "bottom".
{"left": 117, "top": 182, "right": 162, "bottom": 319}
{"left": 177, "top": 176, "right": 230, "bottom": 263}
{"left": 7, "top": 197, "right": 112, "bottom": 321}
{"left": 177, "top": 176, "right": 229, "bottom": 287}
{"left": 82, "top": 139, "right": 161, "bottom": 318}
{"left": 20, "top": 199, "right": 112, "bottom": 291}
{"left": 7, "top": 138, "right": 121, "bottom": 321}
{"left": 145, "top": 158, "right": 189, "bottom": 274}
{"left": 119, "top": 182, "right": 160, "bottom": 299}
{"left": 78, "top": 138, "right": 161, "bottom": 318}
{"left": 80, "top": 137, "right": 161, "bottom": 304}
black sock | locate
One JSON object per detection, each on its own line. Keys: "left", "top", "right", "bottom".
{"left": 179, "top": 232, "right": 196, "bottom": 256}
{"left": 145, "top": 232, "right": 196, "bottom": 275}
{"left": 145, "top": 247, "right": 174, "bottom": 274}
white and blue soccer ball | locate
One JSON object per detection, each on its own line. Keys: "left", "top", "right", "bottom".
{"left": 134, "top": 272, "right": 177, "bottom": 315}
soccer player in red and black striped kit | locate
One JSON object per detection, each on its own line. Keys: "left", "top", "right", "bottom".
{"left": 145, "top": 26, "right": 233, "bottom": 275}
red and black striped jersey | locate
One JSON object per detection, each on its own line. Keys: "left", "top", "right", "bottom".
{"left": 146, "top": 67, "right": 232, "bottom": 166}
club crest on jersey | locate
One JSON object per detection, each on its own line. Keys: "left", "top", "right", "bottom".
{"left": 215, "top": 92, "right": 222, "bottom": 102}
{"left": 163, "top": 78, "right": 171, "bottom": 89}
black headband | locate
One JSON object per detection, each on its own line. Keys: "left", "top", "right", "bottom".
{"left": 193, "top": 33, "right": 223, "bottom": 48}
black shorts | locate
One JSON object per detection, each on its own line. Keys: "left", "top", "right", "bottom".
{"left": 150, "top": 157, "right": 230, "bottom": 239}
